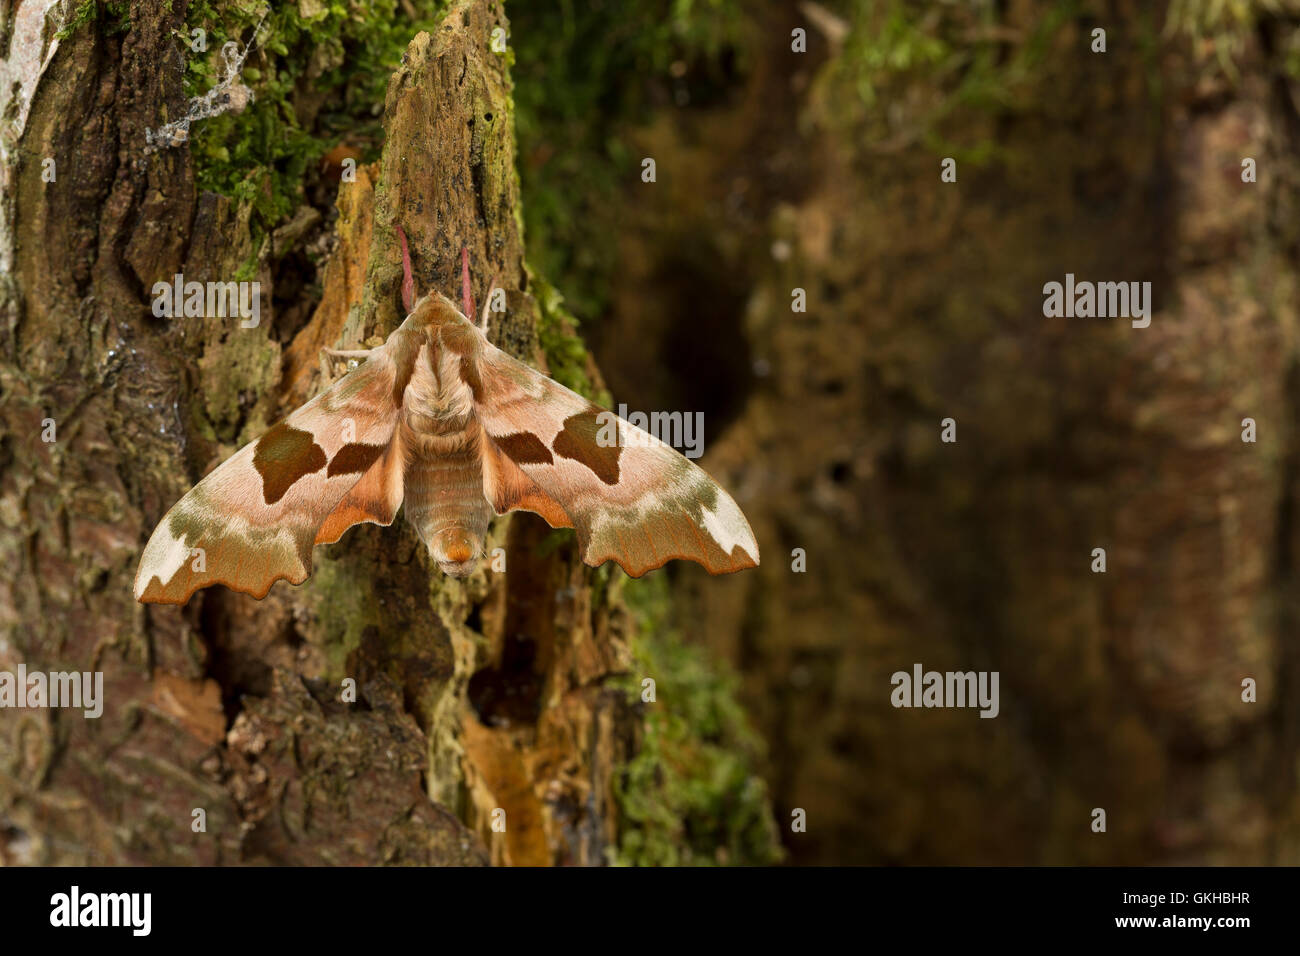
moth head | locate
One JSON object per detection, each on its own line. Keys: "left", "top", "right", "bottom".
{"left": 432, "top": 527, "right": 480, "bottom": 578}
{"left": 403, "top": 291, "right": 472, "bottom": 330}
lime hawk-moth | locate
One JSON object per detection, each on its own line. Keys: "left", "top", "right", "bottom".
{"left": 134, "top": 284, "right": 759, "bottom": 604}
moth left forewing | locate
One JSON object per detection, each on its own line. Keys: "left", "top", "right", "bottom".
{"left": 135, "top": 343, "right": 412, "bottom": 604}
{"left": 470, "top": 339, "right": 759, "bottom": 576}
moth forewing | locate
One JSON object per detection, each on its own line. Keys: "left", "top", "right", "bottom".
{"left": 465, "top": 323, "right": 760, "bottom": 577}
{"left": 134, "top": 338, "right": 410, "bottom": 604}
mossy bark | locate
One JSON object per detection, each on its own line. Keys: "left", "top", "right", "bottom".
{"left": 0, "top": 0, "right": 642, "bottom": 866}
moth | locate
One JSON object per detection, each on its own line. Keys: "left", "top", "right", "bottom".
{"left": 135, "top": 275, "right": 759, "bottom": 605}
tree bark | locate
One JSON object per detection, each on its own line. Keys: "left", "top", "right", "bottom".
{"left": 0, "top": 0, "right": 639, "bottom": 866}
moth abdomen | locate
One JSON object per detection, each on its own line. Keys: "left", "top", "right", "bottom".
{"left": 401, "top": 416, "right": 492, "bottom": 577}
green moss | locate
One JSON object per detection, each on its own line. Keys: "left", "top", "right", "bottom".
{"left": 819, "top": 0, "right": 1292, "bottom": 158}
{"left": 528, "top": 267, "right": 610, "bottom": 405}
{"left": 1165, "top": 0, "right": 1283, "bottom": 82}
{"left": 56, "top": 1, "right": 96, "bottom": 38}
{"left": 199, "top": 331, "right": 280, "bottom": 442}
{"left": 57, "top": 0, "right": 131, "bottom": 38}
{"left": 510, "top": 0, "right": 748, "bottom": 323}
{"left": 610, "top": 573, "right": 783, "bottom": 866}
{"left": 310, "top": 557, "right": 377, "bottom": 682}
{"left": 232, "top": 249, "right": 259, "bottom": 283}
{"left": 819, "top": 0, "right": 1079, "bottom": 165}
{"left": 180, "top": 0, "right": 451, "bottom": 239}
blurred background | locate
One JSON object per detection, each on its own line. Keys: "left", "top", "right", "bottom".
{"left": 509, "top": 0, "right": 1300, "bottom": 865}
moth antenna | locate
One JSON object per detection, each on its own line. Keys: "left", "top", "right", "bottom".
{"left": 480, "top": 272, "right": 499, "bottom": 334}
{"left": 396, "top": 224, "right": 415, "bottom": 313}
{"left": 322, "top": 348, "right": 373, "bottom": 359}
{"left": 460, "top": 245, "right": 475, "bottom": 319}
